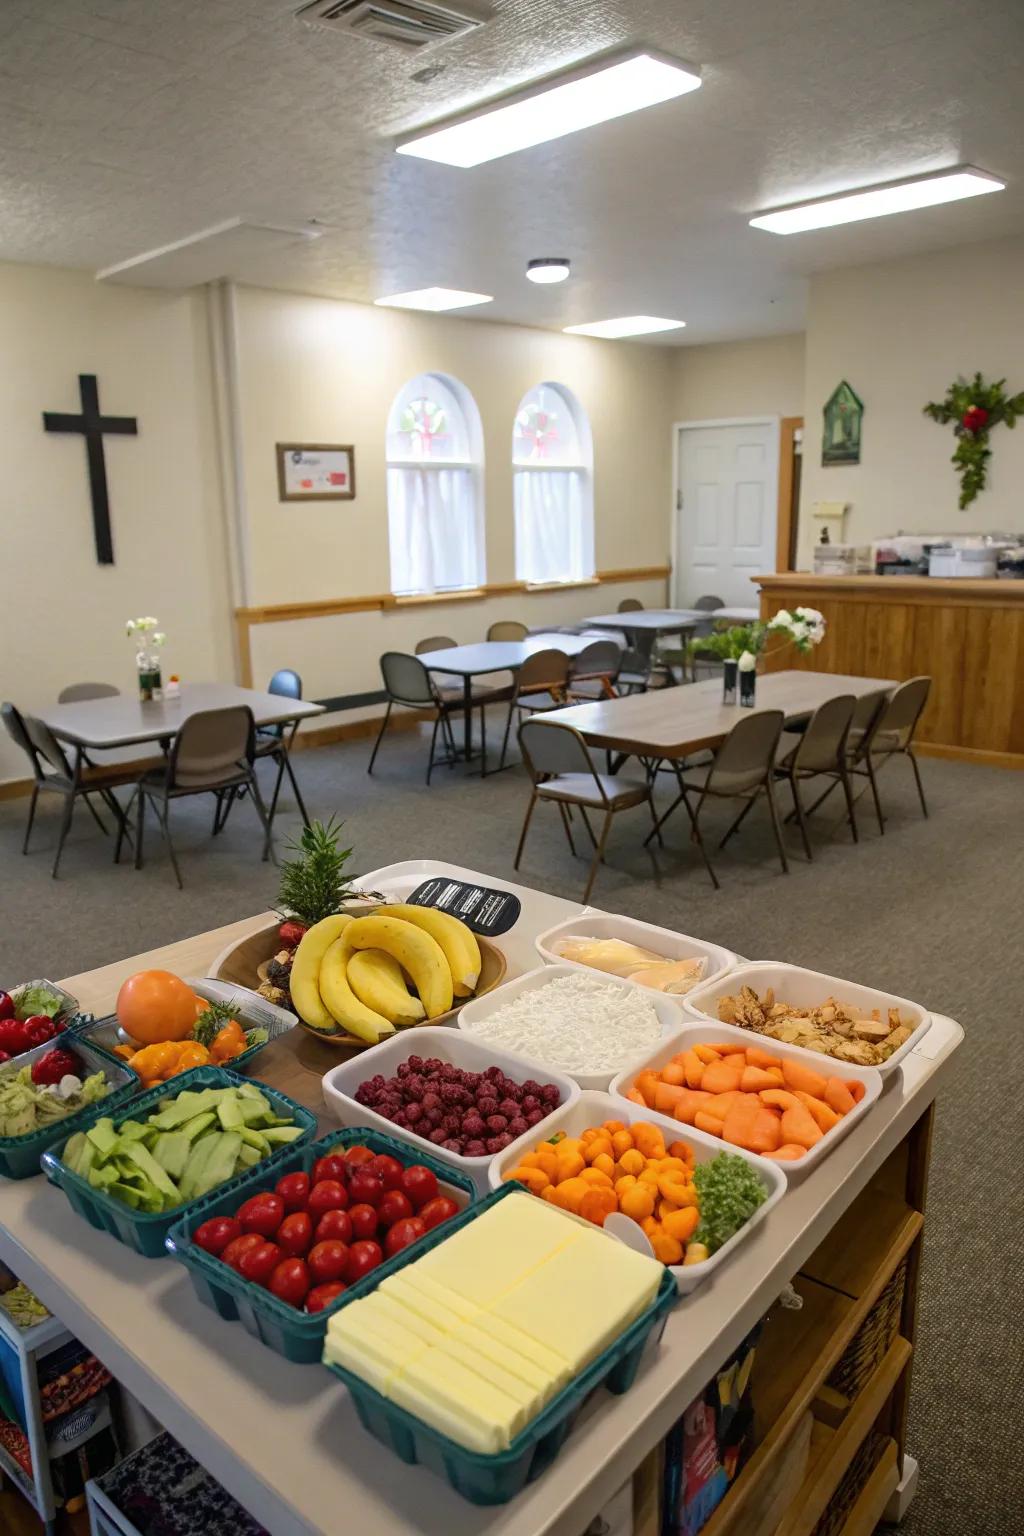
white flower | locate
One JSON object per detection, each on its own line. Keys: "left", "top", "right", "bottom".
{"left": 153, "top": 632, "right": 167, "bottom": 646}
{"left": 767, "top": 608, "right": 793, "bottom": 631}
{"left": 738, "top": 649, "right": 757, "bottom": 672}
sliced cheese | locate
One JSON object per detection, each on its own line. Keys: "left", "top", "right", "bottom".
{"left": 451, "top": 1320, "right": 557, "bottom": 1400}
{"left": 416, "top": 1195, "right": 581, "bottom": 1306}
{"left": 323, "top": 1324, "right": 413, "bottom": 1394}
{"left": 467, "top": 1312, "right": 571, "bottom": 1388}
{"left": 381, "top": 1270, "right": 478, "bottom": 1328}
{"left": 360, "top": 1292, "right": 447, "bottom": 1346}
{"left": 438, "top": 1336, "right": 545, "bottom": 1419}
{"left": 393, "top": 1349, "right": 526, "bottom": 1453}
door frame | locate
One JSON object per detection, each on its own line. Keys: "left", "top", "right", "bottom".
{"left": 669, "top": 416, "right": 781, "bottom": 607}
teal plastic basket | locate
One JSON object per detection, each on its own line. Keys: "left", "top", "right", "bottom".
{"left": 323, "top": 1185, "right": 678, "bottom": 1504}
{"left": 165, "top": 1128, "right": 476, "bottom": 1364}
{"left": 0, "top": 1037, "right": 139, "bottom": 1180}
{"left": 40, "top": 1066, "right": 317, "bottom": 1257}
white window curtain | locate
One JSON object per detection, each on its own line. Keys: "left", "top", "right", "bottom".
{"left": 512, "top": 382, "right": 594, "bottom": 585}
{"left": 387, "top": 465, "right": 480, "bottom": 596}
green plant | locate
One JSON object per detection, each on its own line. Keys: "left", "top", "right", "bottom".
{"left": 686, "top": 622, "right": 766, "bottom": 664}
{"left": 924, "top": 372, "right": 1024, "bottom": 509}
{"left": 275, "top": 817, "right": 361, "bottom": 927}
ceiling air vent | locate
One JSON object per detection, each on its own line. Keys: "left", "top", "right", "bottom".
{"left": 296, "top": 0, "right": 486, "bottom": 51}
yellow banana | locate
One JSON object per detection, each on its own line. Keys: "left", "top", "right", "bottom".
{"left": 319, "top": 937, "right": 395, "bottom": 1043}
{"left": 344, "top": 915, "right": 453, "bottom": 1019}
{"left": 376, "top": 904, "right": 481, "bottom": 997}
{"left": 289, "top": 914, "right": 353, "bottom": 1032}
{"left": 347, "top": 948, "right": 425, "bottom": 1028}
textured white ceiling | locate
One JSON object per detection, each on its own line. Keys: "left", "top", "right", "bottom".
{"left": 1, "top": 0, "right": 1023, "bottom": 342}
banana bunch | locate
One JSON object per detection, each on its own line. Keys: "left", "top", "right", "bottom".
{"left": 289, "top": 905, "right": 482, "bottom": 1044}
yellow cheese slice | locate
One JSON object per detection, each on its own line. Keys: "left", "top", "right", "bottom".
{"left": 393, "top": 1348, "right": 527, "bottom": 1452}
{"left": 323, "top": 1325, "right": 412, "bottom": 1393}
{"left": 450, "top": 1320, "right": 557, "bottom": 1400}
{"left": 438, "top": 1336, "right": 546, "bottom": 1419}
{"left": 468, "top": 1313, "right": 571, "bottom": 1388}
{"left": 415, "top": 1195, "right": 581, "bottom": 1306}
{"left": 380, "top": 1270, "right": 478, "bottom": 1329}
{"left": 360, "top": 1293, "right": 447, "bottom": 1346}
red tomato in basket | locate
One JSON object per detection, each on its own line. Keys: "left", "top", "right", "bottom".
{"left": 345, "top": 1241, "right": 383, "bottom": 1283}
{"left": 384, "top": 1218, "right": 426, "bottom": 1258}
{"left": 348, "top": 1171, "right": 383, "bottom": 1208}
{"left": 366, "top": 1154, "right": 404, "bottom": 1191}
{"left": 308, "top": 1240, "right": 349, "bottom": 1284}
{"left": 315, "top": 1209, "right": 353, "bottom": 1245}
{"left": 277, "top": 1212, "right": 313, "bottom": 1257}
{"left": 348, "top": 1203, "right": 378, "bottom": 1241}
{"left": 312, "top": 1154, "right": 348, "bottom": 1186}
{"left": 306, "top": 1281, "right": 346, "bottom": 1314}
{"left": 418, "top": 1196, "right": 459, "bottom": 1232}
{"left": 238, "top": 1241, "right": 283, "bottom": 1286}
{"left": 400, "top": 1165, "right": 438, "bottom": 1211}
{"left": 193, "top": 1216, "right": 242, "bottom": 1257}
{"left": 275, "top": 1172, "right": 311, "bottom": 1212}
{"left": 268, "top": 1258, "right": 311, "bottom": 1309}
{"left": 344, "top": 1145, "right": 375, "bottom": 1169}
{"left": 307, "top": 1180, "right": 348, "bottom": 1219}
{"left": 237, "top": 1192, "right": 285, "bottom": 1238}
{"left": 221, "top": 1233, "right": 264, "bottom": 1271}
{"left": 377, "top": 1190, "right": 414, "bottom": 1229}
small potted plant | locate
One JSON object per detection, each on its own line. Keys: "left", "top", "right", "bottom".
{"left": 125, "top": 616, "right": 167, "bottom": 702}
{"left": 687, "top": 607, "right": 826, "bottom": 706}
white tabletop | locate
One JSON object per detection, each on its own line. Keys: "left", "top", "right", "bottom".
{"left": 34, "top": 683, "right": 325, "bottom": 750}
{"left": 0, "top": 860, "right": 961, "bottom": 1536}
{"left": 416, "top": 635, "right": 591, "bottom": 677}
{"left": 580, "top": 610, "right": 702, "bottom": 633}
{"left": 712, "top": 606, "right": 760, "bottom": 623}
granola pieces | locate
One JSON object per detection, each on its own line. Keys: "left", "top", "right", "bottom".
{"left": 716, "top": 985, "right": 913, "bottom": 1065}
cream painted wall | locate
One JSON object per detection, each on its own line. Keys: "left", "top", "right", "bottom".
{"left": 799, "top": 234, "right": 1024, "bottom": 565}
{"left": 0, "top": 263, "right": 232, "bottom": 782}
{"left": 670, "top": 333, "right": 805, "bottom": 423}
{"left": 232, "top": 284, "right": 676, "bottom": 607}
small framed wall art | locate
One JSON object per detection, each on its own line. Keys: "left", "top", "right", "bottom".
{"left": 276, "top": 442, "right": 356, "bottom": 501}
{"left": 821, "top": 382, "right": 863, "bottom": 466}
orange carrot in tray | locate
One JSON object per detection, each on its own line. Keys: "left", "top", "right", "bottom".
{"left": 767, "top": 1143, "right": 807, "bottom": 1161}
{"left": 795, "top": 1090, "right": 841, "bottom": 1133}
{"left": 780, "top": 1104, "right": 823, "bottom": 1149}
{"left": 781, "top": 1058, "right": 830, "bottom": 1100}
{"left": 824, "top": 1077, "right": 856, "bottom": 1116}
{"left": 701, "top": 1059, "right": 743, "bottom": 1095}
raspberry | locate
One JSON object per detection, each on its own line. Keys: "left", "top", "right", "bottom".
{"left": 541, "top": 1084, "right": 561, "bottom": 1104}
{"left": 406, "top": 1055, "right": 423, "bottom": 1070}
{"left": 464, "top": 1139, "right": 487, "bottom": 1157}
{"left": 421, "top": 1091, "right": 441, "bottom": 1112}
{"left": 428, "top": 1127, "right": 447, "bottom": 1144}
{"left": 485, "top": 1137, "right": 505, "bottom": 1154}
{"left": 477, "top": 1096, "right": 498, "bottom": 1117}
{"left": 507, "top": 1116, "right": 528, "bottom": 1138}
{"left": 442, "top": 1138, "right": 463, "bottom": 1153}
{"left": 485, "top": 1114, "right": 507, "bottom": 1133}
{"left": 522, "top": 1080, "right": 543, "bottom": 1097}
{"left": 404, "top": 1103, "right": 423, "bottom": 1124}
{"left": 484, "top": 1065, "right": 504, "bottom": 1081}
{"left": 525, "top": 1108, "right": 545, "bottom": 1125}
{"left": 425, "top": 1106, "right": 444, "bottom": 1128}
{"left": 396, "top": 1062, "right": 411, "bottom": 1078}
{"left": 441, "top": 1113, "right": 461, "bottom": 1135}
{"left": 497, "top": 1098, "right": 519, "bottom": 1120}
{"left": 521, "top": 1095, "right": 539, "bottom": 1113}
{"left": 462, "top": 1114, "right": 485, "bottom": 1138}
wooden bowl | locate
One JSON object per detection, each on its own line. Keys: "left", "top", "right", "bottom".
{"left": 210, "top": 919, "right": 508, "bottom": 1051}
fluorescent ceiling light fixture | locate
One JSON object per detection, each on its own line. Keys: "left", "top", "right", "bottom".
{"left": 750, "top": 166, "right": 1005, "bottom": 234}
{"left": 396, "top": 49, "right": 701, "bottom": 168}
{"left": 374, "top": 287, "right": 493, "bottom": 311}
{"left": 564, "top": 315, "right": 686, "bottom": 338}
{"left": 527, "top": 258, "right": 570, "bottom": 284}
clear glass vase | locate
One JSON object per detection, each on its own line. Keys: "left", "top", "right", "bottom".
{"left": 136, "top": 649, "right": 163, "bottom": 703}
{"left": 722, "top": 660, "right": 738, "bottom": 705}
{"left": 739, "top": 667, "right": 757, "bottom": 708}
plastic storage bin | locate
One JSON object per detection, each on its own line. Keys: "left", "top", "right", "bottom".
{"left": 165, "top": 1127, "right": 475, "bottom": 1364}
{"left": 324, "top": 1184, "right": 677, "bottom": 1505}
{"left": 488, "top": 1088, "right": 785, "bottom": 1293}
{"left": 0, "top": 1036, "right": 139, "bottom": 1180}
{"left": 681, "top": 962, "right": 931, "bottom": 1078}
{"left": 320, "top": 1025, "right": 580, "bottom": 1194}
{"left": 534, "top": 913, "right": 737, "bottom": 999}
{"left": 457, "top": 965, "right": 683, "bottom": 1092}
{"left": 86, "top": 1430, "right": 268, "bottom": 1536}
{"left": 609, "top": 1023, "right": 882, "bottom": 1178}
{"left": 41, "top": 1066, "right": 317, "bottom": 1257}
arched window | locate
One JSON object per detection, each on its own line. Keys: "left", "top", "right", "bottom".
{"left": 386, "top": 372, "right": 485, "bottom": 596}
{"left": 513, "top": 382, "right": 594, "bottom": 585}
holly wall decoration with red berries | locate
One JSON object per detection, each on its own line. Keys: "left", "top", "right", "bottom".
{"left": 924, "top": 372, "right": 1024, "bottom": 509}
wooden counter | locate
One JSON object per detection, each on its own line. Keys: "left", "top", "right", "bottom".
{"left": 757, "top": 573, "right": 1024, "bottom": 768}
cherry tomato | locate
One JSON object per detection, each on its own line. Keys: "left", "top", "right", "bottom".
{"left": 400, "top": 1165, "right": 439, "bottom": 1211}
{"left": 305, "top": 1281, "right": 347, "bottom": 1314}
{"left": 348, "top": 1203, "right": 379, "bottom": 1240}
{"left": 237, "top": 1192, "right": 285, "bottom": 1238}
{"left": 278, "top": 920, "right": 308, "bottom": 949}
{"left": 193, "top": 1216, "right": 242, "bottom": 1257}
{"left": 307, "top": 1180, "right": 349, "bottom": 1219}
{"left": 0, "top": 1019, "right": 29, "bottom": 1055}
{"left": 418, "top": 1195, "right": 460, "bottom": 1231}
{"left": 348, "top": 1171, "right": 383, "bottom": 1208}
{"left": 277, "top": 1212, "right": 313, "bottom": 1257}
{"left": 275, "top": 1172, "right": 311, "bottom": 1213}
{"left": 0, "top": 992, "right": 13, "bottom": 1022}
{"left": 238, "top": 1240, "right": 283, "bottom": 1286}
{"left": 312, "top": 1154, "right": 348, "bottom": 1186}
{"left": 345, "top": 1240, "right": 383, "bottom": 1283}
{"left": 384, "top": 1217, "right": 427, "bottom": 1258}
{"left": 24, "top": 1017, "right": 57, "bottom": 1048}
{"left": 221, "top": 1233, "right": 264, "bottom": 1271}
{"left": 308, "top": 1240, "right": 350, "bottom": 1284}
{"left": 315, "top": 1209, "right": 353, "bottom": 1245}
{"left": 344, "top": 1144, "right": 376, "bottom": 1169}
{"left": 377, "top": 1190, "right": 414, "bottom": 1229}
{"left": 0, "top": 1050, "right": 10, "bottom": 1066}
{"left": 367, "top": 1154, "right": 404, "bottom": 1191}
{"left": 268, "top": 1257, "right": 311, "bottom": 1309}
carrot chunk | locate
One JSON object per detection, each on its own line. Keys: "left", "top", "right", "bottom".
{"left": 693, "top": 1044, "right": 724, "bottom": 1064}
{"left": 740, "top": 1066, "right": 781, "bottom": 1094}
{"left": 746, "top": 1106, "right": 783, "bottom": 1154}
{"left": 682, "top": 1049, "right": 706, "bottom": 1089}
{"left": 694, "top": 1111, "right": 724, "bottom": 1138}
{"left": 745, "top": 1045, "right": 784, "bottom": 1072}
{"left": 767, "top": 1143, "right": 807, "bottom": 1161}
{"left": 672, "top": 1089, "right": 714, "bottom": 1125}
{"left": 701, "top": 1060, "right": 743, "bottom": 1095}
{"left": 653, "top": 1082, "right": 687, "bottom": 1115}
{"left": 759, "top": 1088, "right": 802, "bottom": 1112}
{"left": 721, "top": 1096, "right": 762, "bottom": 1150}
{"left": 781, "top": 1058, "right": 830, "bottom": 1099}
{"left": 824, "top": 1078, "right": 856, "bottom": 1117}
{"left": 794, "top": 1090, "right": 841, "bottom": 1133}
{"left": 780, "top": 1104, "right": 824, "bottom": 1149}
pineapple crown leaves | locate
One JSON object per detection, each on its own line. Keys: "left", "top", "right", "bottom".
{"left": 275, "top": 816, "right": 361, "bottom": 927}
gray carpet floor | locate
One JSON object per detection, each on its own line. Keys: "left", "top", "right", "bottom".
{"left": 1, "top": 722, "right": 1021, "bottom": 1534}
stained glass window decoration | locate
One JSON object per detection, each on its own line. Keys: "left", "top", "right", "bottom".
{"left": 513, "top": 384, "right": 583, "bottom": 466}
{"left": 512, "top": 382, "right": 594, "bottom": 583}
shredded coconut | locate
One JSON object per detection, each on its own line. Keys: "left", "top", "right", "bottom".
{"left": 463, "top": 974, "right": 663, "bottom": 1074}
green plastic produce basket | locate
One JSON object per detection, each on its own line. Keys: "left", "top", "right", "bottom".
{"left": 0, "top": 1036, "right": 139, "bottom": 1180}
{"left": 40, "top": 1066, "right": 317, "bottom": 1258}
{"left": 164, "top": 1128, "right": 476, "bottom": 1364}
{"left": 324, "top": 1185, "right": 678, "bottom": 1504}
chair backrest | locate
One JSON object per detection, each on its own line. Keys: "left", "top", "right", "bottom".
{"left": 570, "top": 640, "right": 622, "bottom": 682}
{"left": 487, "top": 620, "right": 528, "bottom": 642}
{"left": 415, "top": 636, "right": 456, "bottom": 655}
{"left": 617, "top": 598, "right": 644, "bottom": 612}
{"left": 791, "top": 694, "right": 856, "bottom": 774}
{"left": 2, "top": 702, "right": 45, "bottom": 779}
{"left": 875, "top": 676, "right": 931, "bottom": 748}
{"left": 519, "top": 719, "right": 597, "bottom": 785}
{"left": 708, "top": 710, "right": 785, "bottom": 796}
{"left": 380, "top": 652, "right": 437, "bottom": 708}
{"left": 58, "top": 682, "right": 120, "bottom": 704}
{"left": 268, "top": 668, "right": 302, "bottom": 700}
{"left": 515, "top": 649, "right": 570, "bottom": 695}
{"left": 23, "top": 714, "right": 74, "bottom": 779}
{"left": 693, "top": 594, "right": 725, "bottom": 612}
{"left": 168, "top": 706, "right": 255, "bottom": 790}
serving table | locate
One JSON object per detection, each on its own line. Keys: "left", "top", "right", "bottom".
{"left": 0, "top": 860, "right": 960, "bottom": 1536}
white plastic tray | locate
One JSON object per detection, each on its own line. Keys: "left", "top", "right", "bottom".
{"left": 534, "top": 913, "right": 737, "bottom": 999}
{"left": 319, "top": 1026, "right": 579, "bottom": 1194}
{"left": 487, "top": 1088, "right": 786, "bottom": 1295}
{"left": 457, "top": 964, "right": 684, "bottom": 1092}
{"left": 608, "top": 1022, "right": 882, "bottom": 1178}
{"left": 681, "top": 961, "right": 931, "bottom": 1078}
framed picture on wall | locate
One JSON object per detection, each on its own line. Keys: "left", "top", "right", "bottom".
{"left": 276, "top": 443, "right": 356, "bottom": 501}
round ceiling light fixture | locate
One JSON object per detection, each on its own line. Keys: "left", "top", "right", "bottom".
{"left": 526, "top": 257, "right": 571, "bottom": 284}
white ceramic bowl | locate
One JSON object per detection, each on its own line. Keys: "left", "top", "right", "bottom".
{"left": 681, "top": 961, "right": 931, "bottom": 1079}
{"left": 608, "top": 1022, "right": 882, "bottom": 1178}
{"left": 320, "top": 1026, "right": 580, "bottom": 1194}
{"left": 488, "top": 1088, "right": 786, "bottom": 1295}
{"left": 456, "top": 964, "right": 684, "bottom": 1092}
{"left": 534, "top": 913, "right": 737, "bottom": 1000}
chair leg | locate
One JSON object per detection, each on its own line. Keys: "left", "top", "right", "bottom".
{"left": 155, "top": 797, "right": 183, "bottom": 889}
{"left": 577, "top": 806, "right": 598, "bottom": 850}
{"left": 865, "top": 755, "right": 886, "bottom": 834}
{"left": 718, "top": 795, "right": 757, "bottom": 850}
{"left": 114, "top": 788, "right": 136, "bottom": 865}
{"left": 478, "top": 704, "right": 487, "bottom": 777}
{"left": 583, "top": 812, "right": 614, "bottom": 903}
{"left": 247, "top": 772, "right": 275, "bottom": 863}
{"left": 513, "top": 791, "right": 538, "bottom": 869}
{"left": 765, "top": 778, "right": 790, "bottom": 875}
{"left": 499, "top": 699, "right": 517, "bottom": 771}
{"left": 134, "top": 791, "right": 147, "bottom": 870}
{"left": 802, "top": 777, "right": 840, "bottom": 819}
{"left": 280, "top": 751, "right": 311, "bottom": 828}
{"left": 907, "top": 749, "right": 928, "bottom": 818}
{"left": 367, "top": 703, "right": 392, "bottom": 775}
{"left": 426, "top": 716, "right": 440, "bottom": 786}
{"left": 82, "top": 792, "right": 110, "bottom": 838}
{"left": 22, "top": 785, "right": 39, "bottom": 855}
{"left": 646, "top": 791, "right": 664, "bottom": 848}
{"left": 789, "top": 776, "right": 813, "bottom": 861}
{"left": 556, "top": 801, "right": 577, "bottom": 857}
{"left": 644, "top": 788, "right": 684, "bottom": 847}
{"left": 266, "top": 752, "right": 288, "bottom": 829}
{"left": 681, "top": 792, "right": 720, "bottom": 890}
{"left": 839, "top": 765, "right": 859, "bottom": 843}
{"left": 51, "top": 793, "right": 76, "bottom": 879}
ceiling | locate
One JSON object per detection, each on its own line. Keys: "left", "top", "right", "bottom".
{"left": 2, "top": 0, "right": 1023, "bottom": 343}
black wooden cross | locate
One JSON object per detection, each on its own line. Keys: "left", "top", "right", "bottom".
{"left": 43, "top": 374, "right": 139, "bottom": 565}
